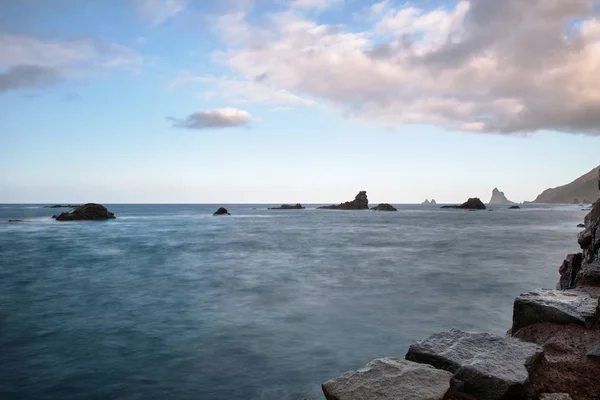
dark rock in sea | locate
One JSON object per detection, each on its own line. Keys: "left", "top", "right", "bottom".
{"left": 318, "top": 191, "right": 369, "bottom": 210}
{"left": 8, "top": 219, "right": 25, "bottom": 223}
{"left": 578, "top": 224, "right": 586, "bottom": 228}
{"left": 405, "top": 328, "right": 543, "bottom": 400}
{"left": 370, "top": 203, "right": 397, "bottom": 212}
{"left": 512, "top": 289, "right": 599, "bottom": 333}
{"left": 440, "top": 198, "right": 486, "bottom": 210}
{"left": 55, "top": 203, "right": 116, "bottom": 221}
{"left": 509, "top": 206, "right": 521, "bottom": 209}
{"left": 587, "top": 342, "right": 600, "bottom": 357}
{"left": 557, "top": 253, "right": 583, "bottom": 290}
{"left": 213, "top": 207, "right": 230, "bottom": 216}
{"left": 269, "top": 204, "right": 305, "bottom": 210}
{"left": 321, "top": 358, "right": 452, "bottom": 400}
{"left": 43, "top": 204, "right": 81, "bottom": 209}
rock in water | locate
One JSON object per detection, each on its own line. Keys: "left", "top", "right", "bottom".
{"left": 431, "top": 199, "right": 437, "bottom": 205}
{"left": 370, "top": 203, "right": 397, "bottom": 211}
{"left": 213, "top": 207, "right": 230, "bottom": 216}
{"left": 510, "top": 206, "right": 521, "bottom": 209}
{"left": 512, "top": 289, "right": 599, "bottom": 333}
{"left": 489, "top": 188, "right": 515, "bottom": 204}
{"left": 7, "top": 220, "right": 25, "bottom": 223}
{"left": 440, "top": 198, "right": 486, "bottom": 210}
{"left": 578, "top": 224, "right": 585, "bottom": 228}
{"left": 43, "top": 204, "right": 81, "bottom": 209}
{"left": 318, "top": 191, "right": 369, "bottom": 210}
{"left": 268, "top": 204, "right": 305, "bottom": 210}
{"left": 55, "top": 203, "right": 116, "bottom": 221}
{"left": 405, "top": 329, "right": 543, "bottom": 400}
{"left": 422, "top": 199, "right": 431, "bottom": 205}
{"left": 321, "top": 358, "right": 452, "bottom": 400}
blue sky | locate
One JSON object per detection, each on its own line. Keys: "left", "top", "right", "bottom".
{"left": 1, "top": 0, "right": 599, "bottom": 203}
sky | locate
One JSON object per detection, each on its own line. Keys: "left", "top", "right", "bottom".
{"left": 1, "top": 0, "right": 600, "bottom": 204}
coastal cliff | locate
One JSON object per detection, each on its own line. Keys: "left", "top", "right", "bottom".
{"left": 323, "top": 182, "right": 600, "bottom": 399}
{"left": 532, "top": 165, "right": 600, "bottom": 204}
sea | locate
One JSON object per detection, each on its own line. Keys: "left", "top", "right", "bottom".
{"left": 0, "top": 203, "right": 588, "bottom": 399}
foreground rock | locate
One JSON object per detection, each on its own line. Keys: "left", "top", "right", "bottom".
{"left": 55, "top": 203, "right": 116, "bottom": 221}
{"left": 213, "top": 207, "right": 230, "bottom": 216}
{"left": 405, "top": 329, "right": 542, "bottom": 400}
{"left": 322, "top": 358, "right": 452, "bottom": 400}
{"left": 539, "top": 395, "right": 572, "bottom": 400}
{"left": 441, "top": 198, "right": 486, "bottom": 210}
{"left": 318, "top": 191, "right": 369, "bottom": 210}
{"left": 370, "top": 203, "right": 397, "bottom": 212}
{"left": 269, "top": 203, "right": 305, "bottom": 210}
{"left": 489, "top": 188, "right": 515, "bottom": 204}
{"left": 512, "top": 289, "right": 599, "bottom": 333}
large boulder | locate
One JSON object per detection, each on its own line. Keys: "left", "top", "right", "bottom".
{"left": 55, "top": 203, "right": 116, "bottom": 221}
{"left": 557, "top": 253, "right": 583, "bottom": 290}
{"left": 213, "top": 207, "right": 230, "bottom": 216}
{"left": 268, "top": 204, "right": 305, "bottom": 210}
{"left": 405, "top": 329, "right": 543, "bottom": 400}
{"left": 370, "top": 203, "right": 397, "bottom": 211}
{"left": 318, "top": 191, "right": 369, "bottom": 210}
{"left": 441, "top": 198, "right": 486, "bottom": 210}
{"left": 512, "top": 289, "right": 599, "bottom": 333}
{"left": 321, "top": 358, "right": 452, "bottom": 400}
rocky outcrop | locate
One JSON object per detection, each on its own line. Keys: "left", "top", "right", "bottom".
{"left": 322, "top": 358, "right": 452, "bottom": 400}
{"left": 422, "top": 199, "right": 431, "bottom": 205}
{"left": 213, "top": 207, "right": 230, "bottom": 216}
{"left": 55, "top": 203, "right": 116, "bottom": 221}
{"left": 531, "top": 165, "right": 599, "bottom": 204}
{"left": 489, "top": 188, "right": 515, "bottom": 204}
{"left": 318, "top": 191, "right": 369, "bottom": 210}
{"left": 441, "top": 198, "right": 486, "bottom": 210}
{"left": 269, "top": 204, "right": 305, "bottom": 210}
{"left": 370, "top": 203, "right": 397, "bottom": 211}
{"left": 406, "top": 329, "right": 543, "bottom": 400}
{"left": 431, "top": 199, "right": 437, "bottom": 205}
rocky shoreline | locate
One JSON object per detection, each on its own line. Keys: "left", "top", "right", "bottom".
{"left": 322, "top": 195, "right": 600, "bottom": 399}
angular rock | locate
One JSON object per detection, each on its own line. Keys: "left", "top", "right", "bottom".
{"left": 213, "top": 207, "right": 230, "bottom": 216}
{"left": 489, "top": 188, "right": 515, "bottom": 204}
{"left": 55, "top": 203, "right": 116, "bottom": 221}
{"left": 557, "top": 253, "right": 583, "bottom": 290}
{"left": 586, "top": 342, "right": 600, "bottom": 357}
{"left": 512, "top": 289, "right": 598, "bottom": 333}
{"left": 268, "top": 204, "right": 305, "bottom": 210}
{"left": 575, "top": 260, "right": 600, "bottom": 287}
{"left": 405, "top": 329, "right": 543, "bottom": 400}
{"left": 539, "top": 395, "right": 573, "bottom": 400}
{"left": 370, "top": 203, "right": 397, "bottom": 211}
{"left": 318, "top": 191, "right": 369, "bottom": 210}
{"left": 441, "top": 198, "right": 486, "bottom": 210}
{"left": 322, "top": 358, "right": 452, "bottom": 400}
{"left": 422, "top": 199, "right": 431, "bottom": 205}
{"left": 431, "top": 199, "right": 437, "bottom": 205}
{"left": 578, "top": 228, "right": 593, "bottom": 249}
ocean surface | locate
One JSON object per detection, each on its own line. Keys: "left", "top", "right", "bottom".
{"left": 0, "top": 203, "right": 588, "bottom": 399}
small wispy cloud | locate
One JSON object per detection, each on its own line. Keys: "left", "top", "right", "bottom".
{"left": 133, "top": 0, "right": 188, "bottom": 25}
{"left": 270, "top": 106, "right": 293, "bottom": 112}
{"left": 170, "top": 107, "right": 251, "bottom": 130}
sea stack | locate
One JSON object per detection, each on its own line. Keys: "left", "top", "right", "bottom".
{"left": 370, "top": 203, "right": 397, "bottom": 211}
{"left": 55, "top": 203, "right": 116, "bottom": 221}
{"left": 422, "top": 199, "right": 431, "bottom": 205}
{"left": 318, "top": 191, "right": 369, "bottom": 210}
{"left": 489, "top": 188, "right": 515, "bottom": 204}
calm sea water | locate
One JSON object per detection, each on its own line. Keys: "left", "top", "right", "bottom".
{"left": 0, "top": 203, "right": 587, "bottom": 399}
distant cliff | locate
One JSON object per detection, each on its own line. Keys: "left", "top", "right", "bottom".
{"left": 488, "top": 188, "right": 515, "bottom": 204}
{"left": 532, "top": 165, "right": 600, "bottom": 204}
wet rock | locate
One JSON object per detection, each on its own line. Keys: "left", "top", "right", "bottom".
{"left": 405, "top": 328, "right": 543, "bottom": 400}
{"left": 370, "top": 203, "right": 397, "bottom": 211}
{"left": 268, "top": 204, "right": 305, "bottom": 210}
{"left": 318, "top": 191, "right": 369, "bottom": 210}
{"left": 322, "top": 358, "right": 452, "bottom": 400}
{"left": 557, "top": 253, "right": 583, "bottom": 290}
{"left": 512, "top": 289, "right": 599, "bottom": 333}
{"left": 55, "top": 203, "right": 116, "bottom": 221}
{"left": 539, "top": 394, "right": 573, "bottom": 400}
{"left": 440, "top": 198, "right": 486, "bottom": 210}
{"left": 213, "top": 207, "right": 230, "bottom": 216}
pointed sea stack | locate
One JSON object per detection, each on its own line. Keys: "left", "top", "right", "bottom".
{"left": 489, "top": 187, "right": 515, "bottom": 205}
{"left": 55, "top": 203, "right": 116, "bottom": 221}
{"left": 318, "top": 191, "right": 369, "bottom": 210}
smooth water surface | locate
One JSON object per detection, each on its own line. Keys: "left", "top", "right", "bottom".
{"left": 0, "top": 204, "right": 587, "bottom": 399}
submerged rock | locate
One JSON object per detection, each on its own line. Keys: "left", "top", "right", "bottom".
{"left": 510, "top": 206, "right": 521, "bottom": 209}
{"left": 318, "top": 191, "right": 369, "bottom": 210}
{"left": 512, "top": 289, "right": 599, "bottom": 333}
{"left": 55, "top": 203, "right": 116, "bottom": 221}
{"left": 213, "top": 207, "right": 230, "bottom": 216}
{"left": 370, "top": 203, "right": 397, "bottom": 211}
{"left": 268, "top": 204, "right": 305, "bottom": 210}
{"left": 7, "top": 219, "right": 25, "bottom": 223}
{"left": 441, "top": 198, "right": 486, "bottom": 210}
{"left": 321, "top": 358, "right": 452, "bottom": 400}
{"left": 405, "top": 328, "right": 543, "bottom": 400}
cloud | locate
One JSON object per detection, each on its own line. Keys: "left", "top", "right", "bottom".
{"left": 133, "top": 0, "right": 188, "bottom": 25}
{"left": 211, "top": 0, "right": 600, "bottom": 134}
{"left": 170, "top": 107, "right": 252, "bottom": 130}
{"left": 0, "top": 33, "right": 142, "bottom": 93}
{"left": 290, "top": 0, "right": 343, "bottom": 12}
{"left": 271, "top": 106, "right": 293, "bottom": 112}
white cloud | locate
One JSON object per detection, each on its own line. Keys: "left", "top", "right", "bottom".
{"left": 270, "top": 106, "right": 294, "bottom": 112}
{"left": 170, "top": 107, "right": 251, "bottom": 130}
{"left": 133, "top": 0, "right": 188, "bottom": 25}
{"left": 209, "top": 0, "right": 600, "bottom": 134}
{"left": 290, "top": 0, "right": 343, "bottom": 12}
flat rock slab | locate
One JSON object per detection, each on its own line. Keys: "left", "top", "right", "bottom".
{"left": 539, "top": 395, "right": 572, "bottom": 400}
{"left": 405, "top": 329, "right": 543, "bottom": 400}
{"left": 322, "top": 358, "right": 452, "bottom": 400}
{"left": 512, "top": 289, "right": 598, "bottom": 333}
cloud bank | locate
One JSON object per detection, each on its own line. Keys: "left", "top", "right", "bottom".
{"left": 212, "top": 0, "right": 600, "bottom": 134}
{"left": 171, "top": 107, "right": 252, "bottom": 130}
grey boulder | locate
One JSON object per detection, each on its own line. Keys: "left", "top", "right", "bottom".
{"left": 512, "top": 289, "right": 599, "bottom": 333}
{"left": 405, "top": 329, "right": 542, "bottom": 400}
{"left": 322, "top": 358, "right": 452, "bottom": 400}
